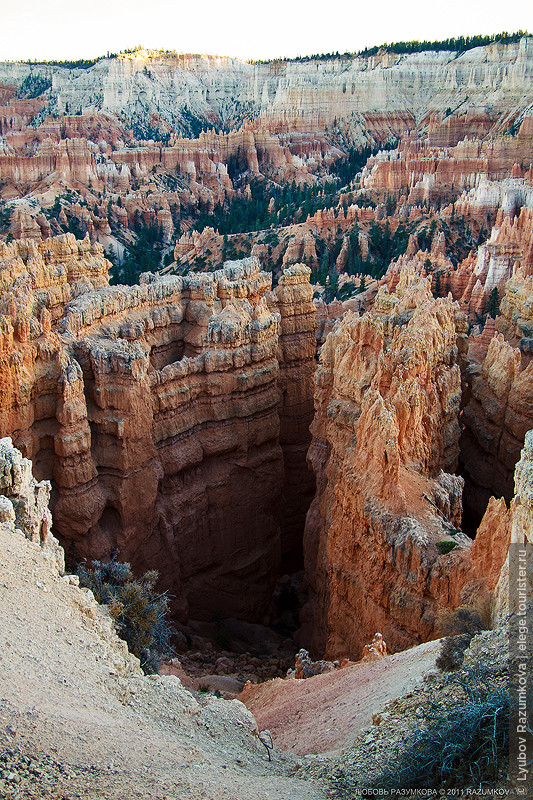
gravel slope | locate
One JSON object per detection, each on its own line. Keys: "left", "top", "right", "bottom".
{"left": 0, "top": 523, "right": 328, "bottom": 800}
{"left": 238, "top": 640, "right": 441, "bottom": 754}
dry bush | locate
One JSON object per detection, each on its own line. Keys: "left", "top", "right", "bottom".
{"left": 77, "top": 557, "right": 174, "bottom": 673}
{"left": 436, "top": 597, "right": 492, "bottom": 672}
{"left": 437, "top": 596, "right": 492, "bottom": 637}
{"left": 365, "top": 665, "right": 509, "bottom": 793}
{"left": 436, "top": 634, "right": 472, "bottom": 671}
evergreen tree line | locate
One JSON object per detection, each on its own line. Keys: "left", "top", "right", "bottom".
{"left": 24, "top": 30, "right": 529, "bottom": 73}
{"left": 109, "top": 216, "right": 164, "bottom": 285}
{"left": 360, "top": 31, "right": 528, "bottom": 57}
{"left": 328, "top": 145, "right": 375, "bottom": 185}
{"left": 249, "top": 31, "right": 529, "bottom": 64}
{"left": 26, "top": 57, "right": 103, "bottom": 70}
{"left": 194, "top": 178, "right": 345, "bottom": 235}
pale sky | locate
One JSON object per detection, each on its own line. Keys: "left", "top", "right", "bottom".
{"left": 1, "top": 0, "right": 532, "bottom": 62}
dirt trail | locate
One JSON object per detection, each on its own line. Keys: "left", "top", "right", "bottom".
{"left": 0, "top": 523, "right": 327, "bottom": 800}
{"left": 238, "top": 640, "right": 441, "bottom": 754}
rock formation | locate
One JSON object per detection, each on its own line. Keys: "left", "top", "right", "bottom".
{"left": 0, "top": 236, "right": 316, "bottom": 624}
{"left": 363, "top": 115, "right": 533, "bottom": 207}
{"left": 497, "top": 268, "right": 533, "bottom": 344}
{"left": 361, "top": 633, "right": 388, "bottom": 662}
{"left": 300, "top": 268, "right": 473, "bottom": 659}
{"left": 460, "top": 328, "right": 533, "bottom": 528}
{"left": 0, "top": 436, "right": 64, "bottom": 570}
{"left": 2, "top": 41, "right": 532, "bottom": 135}
{"left": 293, "top": 648, "right": 337, "bottom": 679}
{"left": 461, "top": 428, "right": 533, "bottom": 621}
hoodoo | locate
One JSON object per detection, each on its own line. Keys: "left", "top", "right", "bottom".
{"left": 300, "top": 269, "right": 472, "bottom": 657}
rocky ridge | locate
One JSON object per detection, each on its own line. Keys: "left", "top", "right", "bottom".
{"left": 1, "top": 41, "right": 533, "bottom": 133}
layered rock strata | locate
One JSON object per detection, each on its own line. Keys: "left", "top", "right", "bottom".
{"left": 460, "top": 330, "right": 533, "bottom": 528}
{"left": 2, "top": 40, "right": 532, "bottom": 134}
{"left": 301, "top": 268, "right": 472, "bottom": 658}
{"left": 266, "top": 265, "right": 316, "bottom": 564}
{"left": 363, "top": 115, "right": 533, "bottom": 205}
{"left": 0, "top": 237, "right": 316, "bottom": 623}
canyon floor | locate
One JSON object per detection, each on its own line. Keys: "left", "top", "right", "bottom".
{"left": 238, "top": 639, "right": 441, "bottom": 755}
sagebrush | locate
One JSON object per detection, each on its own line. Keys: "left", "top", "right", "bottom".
{"left": 366, "top": 664, "right": 509, "bottom": 793}
{"left": 77, "top": 557, "right": 174, "bottom": 673}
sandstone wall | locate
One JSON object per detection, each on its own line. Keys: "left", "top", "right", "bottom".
{"left": 1, "top": 39, "right": 532, "bottom": 139}
{"left": 460, "top": 331, "right": 533, "bottom": 528}
{"left": 0, "top": 238, "right": 316, "bottom": 624}
{"left": 465, "top": 428, "right": 533, "bottom": 620}
{"left": 300, "top": 268, "right": 473, "bottom": 658}
{"left": 363, "top": 116, "right": 533, "bottom": 203}
{"left": 266, "top": 265, "right": 317, "bottom": 565}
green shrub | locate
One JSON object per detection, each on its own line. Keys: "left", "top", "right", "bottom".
{"left": 77, "top": 557, "right": 174, "bottom": 673}
{"left": 436, "top": 540, "right": 459, "bottom": 554}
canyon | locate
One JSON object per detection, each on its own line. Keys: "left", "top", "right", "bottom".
{"left": 0, "top": 35, "right": 532, "bottom": 670}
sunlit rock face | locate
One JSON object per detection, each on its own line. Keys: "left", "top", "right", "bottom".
{"left": 300, "top": 269, "right": 475, "bottom": 659}
{"left": 0, "top": 238, "right": 316, "bottom": 622}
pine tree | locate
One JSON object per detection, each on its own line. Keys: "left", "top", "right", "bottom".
{"left": 487, "top": 287, "right": 500, "bottom": 318}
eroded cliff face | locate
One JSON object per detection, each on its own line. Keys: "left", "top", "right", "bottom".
{"left": 363, "top": 115, "right": 533, "bottom": 209}
{"left": 266, "top": 265, "right": 317, "bottom": 564}
{"left": 461, "top": 428, "right": 533, "bottom": 622}
{"left": 1, "top": 40, "right": 532, "bottom": 256}
{"left": 0, "top": 236, "right": 316, "bottom": 623}
{"left": 2, "top": 41, "right": 532, "bottom": 134}
{"left": 300, "top": 269, "right": 473, "bottom": 658}
{"left": 459, "top": 267, "right": 533, "bottom": 529}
